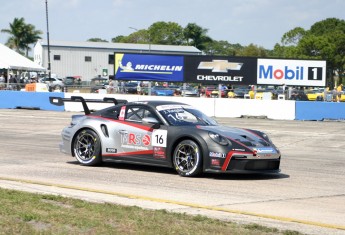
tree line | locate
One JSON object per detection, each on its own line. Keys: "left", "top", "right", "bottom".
{"left": 2, "top": 18, "right": 344, "bottom": 86}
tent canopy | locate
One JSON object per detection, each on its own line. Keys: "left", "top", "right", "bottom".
{"left": 0, "top": 43, "right": 46, "bottom": 71}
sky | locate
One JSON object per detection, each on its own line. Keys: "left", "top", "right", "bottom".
{"left": 0, "top": 0, "right": 344, "bottom": 50}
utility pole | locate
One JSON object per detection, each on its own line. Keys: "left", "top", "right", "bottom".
{"left": 45, "top": 0, "right": 51, "bottom": 78}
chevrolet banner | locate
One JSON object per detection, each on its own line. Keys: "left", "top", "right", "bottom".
{"left": 184, "top": 55, "right": 257, "bottom": 85}
{"left": 114, "top": 53, "right": 184, "bottom": 81}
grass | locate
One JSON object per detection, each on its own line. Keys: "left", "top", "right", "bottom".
{"left": 0, "top": 188, "right": 304, "bottom": 235}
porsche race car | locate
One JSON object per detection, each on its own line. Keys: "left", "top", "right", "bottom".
{"left": 50, "top": 96, "right": 281, "bottom": 177}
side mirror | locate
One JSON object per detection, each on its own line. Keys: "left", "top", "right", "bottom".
{"left": 142, "top": 117, "right": 160, "bottom": 128}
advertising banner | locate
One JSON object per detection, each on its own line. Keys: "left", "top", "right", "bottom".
{"left": 257, "top": 59, "right": 326, "bottom": 87}
{"left": 114, "top": 53, "right": 184, "bottom": 82}
{"left": 184, "top": 55, "right": 257, "bottom": 85}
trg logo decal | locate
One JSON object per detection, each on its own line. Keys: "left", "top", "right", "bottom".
{"left": 198, "top": 60, "right": 243, "bottom": 73}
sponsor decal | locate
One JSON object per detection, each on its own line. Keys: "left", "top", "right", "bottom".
{"left": 153, "top": 147, "right": 166, "bottom": 159}
{"left": 142, "top": 134, "right": 151, "bottom": 146}
{"left": 209, "top": 152, "right": 226, "bottom": 158}
{"left": 120, "top": 132, "right": 151, "bottom": 150}
{"left": 253, "top": 147, "right": 276, "bottom": 153}
{"left": 184, "top": 55, "right": 257, "bottom": 85}
{"left": 196, "top": 75, "right": 243, "bottom": 82}
{"left": 233, "top": 148, "right": 246, "bottom": 152}
{"left": 106, "top": 148, "right": 117, "bottom": 153}
{"left": 211, "top": 159, "right": 221, "bottom": 166}
{"left": 257, "top": 59, "right": 326, "bottom": 86}
{"left": 197, "top": 60, "right": 243, "bottom": 82}
{"left": 115, "top": 53, "right": 184, "bottom": 82}
{"left": 259, "top": 65, "right": 304, "bottom": 80}
{"left": 198, "top": 60, "right": 243, "bottom": 72}
{"left": 156, "top": 104, "right": 192, "bottom": 111}
{"left": 131, "top": 64, "right": 182, "bottom": 72}
{"left": 119, "top": 106, "right": 126, "bottom": 121}
{"left": 253, "top": 147, "right": 277, "bottom": 158}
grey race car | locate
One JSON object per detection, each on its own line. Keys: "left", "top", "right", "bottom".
{"left": 50, "top": 96, "right": 281, "bottom": 177}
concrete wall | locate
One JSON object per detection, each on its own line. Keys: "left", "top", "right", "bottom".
{"left": 1, "top": 91, "right": 345, "bottom": 121}
{"left": 0, "top": 91, "right": 64, "bottom": 111}
{"left": 295, "top": 101, "right": 345, "bottom": 121}
{"left": 63, "top": 93, "right": 296, "bottom": 119}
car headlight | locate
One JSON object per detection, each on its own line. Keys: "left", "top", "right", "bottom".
{"left": 209, "top": 132, "right": 229, "bottom": 146}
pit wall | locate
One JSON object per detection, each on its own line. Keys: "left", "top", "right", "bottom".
{"left": 0, "top": 91, "right": 345, "bottom": 121}
{"left": 0, "top": 91, "right": 64, "bottom": 111}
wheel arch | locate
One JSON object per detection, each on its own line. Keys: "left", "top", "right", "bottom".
{"left": 71, "top": 126, "right": 103, "bottom": 157}
{"left": 168, "top": 134, "right": 209, "bottom": 170}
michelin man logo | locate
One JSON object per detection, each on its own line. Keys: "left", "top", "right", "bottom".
{"left": 119, "top": 60, "right": 134, "bottom": 71}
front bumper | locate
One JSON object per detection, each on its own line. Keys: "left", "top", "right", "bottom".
{"left": 206, "top": 158, "right": 281, "bottom": 174}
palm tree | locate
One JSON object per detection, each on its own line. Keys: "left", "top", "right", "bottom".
{"left": 22, "top": 24, "right": 43, "bottom": 56}
{"left": 1, "top": 17, "right": 26, "bottom": 52}
{"left": 1, "top": 17, "right": 42, "bottom": 56}
{"left": 183, "top": 23, "right": 213, "bottom": 51}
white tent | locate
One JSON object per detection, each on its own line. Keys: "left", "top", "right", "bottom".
{"left": 0, "top": 43, "right": 45, "bottom": 71}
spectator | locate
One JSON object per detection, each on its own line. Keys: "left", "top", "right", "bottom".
{"left": 107, "top": 78, "right": 115, "bottom": 94}
{"left": 0, "top": 73, "right": 5, "bottom": 90}
{"left": 120, "top": 81, "right": 125, "bottom": 93}
{"left": 9, "top": 73, "right": 19, "bottom": 90}
{"left": 336, "top": 84, "right": 343, "bottom": 102}
{"left": 332, "top": 86, "right": 338, "bottom": 102}
{"left": 76, "top": 78, "right": 82, "bottom": 87}
{"left": 137, "top": 82, "right": 142, "bottom": 95}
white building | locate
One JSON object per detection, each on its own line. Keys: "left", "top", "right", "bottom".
{"left": 34, "top": 40, "right": 201, "bottom": 80}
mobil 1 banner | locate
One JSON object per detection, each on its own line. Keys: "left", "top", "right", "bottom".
{"left": 257, "top": 59, "right": 326, "bottom": 87}
{"left": 184, "top": 56, "right": 257, "bottom": 85}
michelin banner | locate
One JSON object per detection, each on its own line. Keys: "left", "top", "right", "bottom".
{"left": 114, "top": 53, "right": 184, "bottom": 82}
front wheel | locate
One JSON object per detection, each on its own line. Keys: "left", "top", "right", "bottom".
{"left": 73, "top": 129, "right": 102, "bottom": 166}
{"left": 173, "top": 140, "right": 202, "bottom": 177}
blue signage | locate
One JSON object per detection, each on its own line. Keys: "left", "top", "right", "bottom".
{"left": 114, "top": 53, "right": 184, "bottom": 81}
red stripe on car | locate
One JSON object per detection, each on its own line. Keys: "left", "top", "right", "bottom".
{"left": 90, "top": 115, "right": 154, "bottom": 132}
{"left": 103, "top": 150, "right": 154, "bottom": 157}
{"left": 221, "top": 150, "right": 253, "bottom": 171}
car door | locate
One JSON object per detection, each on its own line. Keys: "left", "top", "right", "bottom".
{"left": 103, "top": 104, "right": 169, "bottom": 166}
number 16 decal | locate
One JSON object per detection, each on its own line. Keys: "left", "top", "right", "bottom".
{"left": 152, "top": 129, "right": 167, "bottom": 147}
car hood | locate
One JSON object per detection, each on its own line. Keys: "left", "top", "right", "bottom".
{"left": 198, "top": 125, "right": 275, "bottom": 150}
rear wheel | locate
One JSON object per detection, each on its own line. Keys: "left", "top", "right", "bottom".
{"left": 73, "top": 129, "right": 102, "bottom": 166}
{"left": 173, "top": 140, "right": 202, "bottom": 177}
{"left": 54, "top": 85, "right": 62, "bottom": 90}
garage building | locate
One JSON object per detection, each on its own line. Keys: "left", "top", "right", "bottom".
{"left": 33, "top": 40, "right": 201, "bottom": 81}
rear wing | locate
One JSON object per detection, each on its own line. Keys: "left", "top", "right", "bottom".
{"left": 49, "top": 96, "right": 127, "bottom": 115}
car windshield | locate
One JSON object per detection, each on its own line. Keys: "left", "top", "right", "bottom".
{"left": 157, "top": 104, "right": 217, "bottom": 126}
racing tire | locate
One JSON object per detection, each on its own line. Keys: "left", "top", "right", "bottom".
{"left": 53, "top": 85, "right": 62, "bottom": 91}
{"left": 73, "top": 129, "right": 102, "bottom": 166}
{"left": 173, "top": 140, "right": 203, "bottom": 177}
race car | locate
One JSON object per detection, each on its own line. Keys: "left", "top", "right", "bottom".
{"left": 50, "top": 96, "right": 281, "bottom": 177}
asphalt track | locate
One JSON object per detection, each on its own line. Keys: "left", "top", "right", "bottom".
{"left": 0, "top": 109, "right": 344, "bottom": 235}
